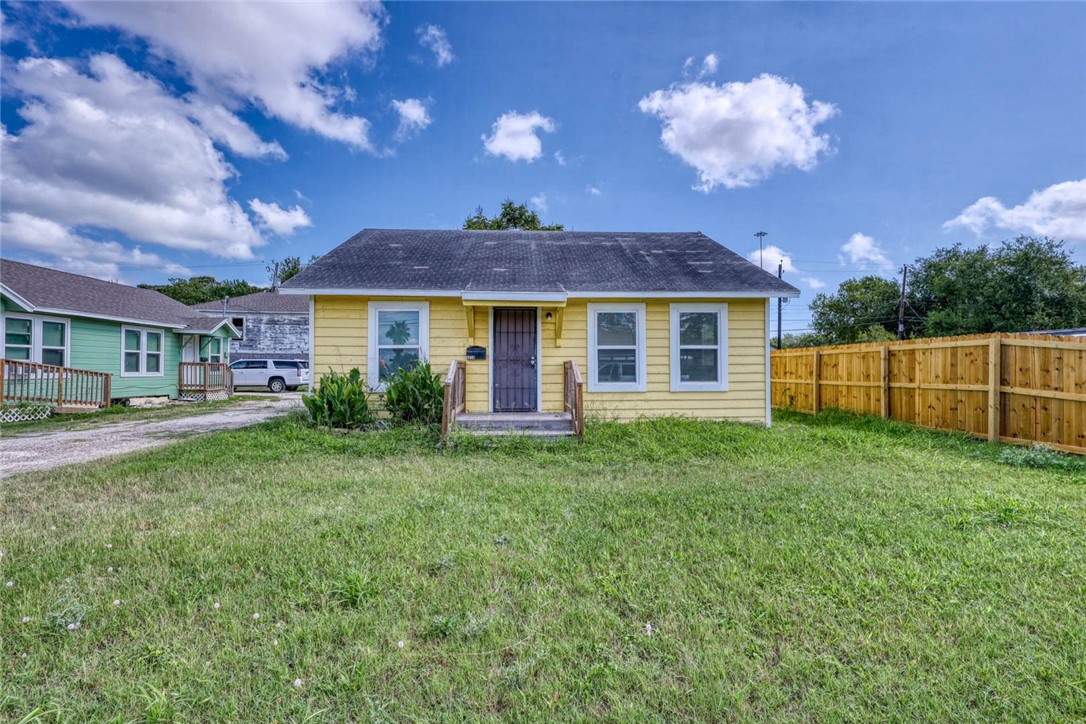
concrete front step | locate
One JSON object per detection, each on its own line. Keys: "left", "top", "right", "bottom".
{"left": 455, "top": 412, "right": 575, "bottom": 435}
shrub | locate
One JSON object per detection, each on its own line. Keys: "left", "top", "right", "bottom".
{"left": 303, "top": 368, "right": 373, "bottom": 429}
{"left": 383, "top": 361, "right": 443, "bottom": 425}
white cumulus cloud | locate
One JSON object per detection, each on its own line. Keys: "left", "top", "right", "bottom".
{"left": 639, "top": 74, "right": 838, "bottom": 191}
{"left": 416, "top": 23, "right": 454, "bottom": 67}
{"left": 391, "top": 98, "right": 432, "bottom": 141}
{"left": 0, "top": 212, "right": 190, "bottom": 282}
{"left": 529, "top": 193, "right": 548, "bottom": 213}
{"left": 482, "top": 111, "right": 556, "bottom": 163}
{"left": 248, "top": 200, "right": 312, "bottom": 236}
{"left": 839, "top": 232, "right": 893, "bottom": 271}
{"left": 944, "top": 179, "right": 1086, "bottom": 242}
{"left": 1, "top": 54, "right": 265, "bottom": 264}
{"left": 66, "top": 0, "right": 385, "bottom": 150}
{"left": 586, "top": 185, "right": 602, "bottom": 196}
{"left": 746, "top": 244, "right": 823, "bottom": 290}
{"left": 554, "top": 150, "right": 567, "bottom": 166}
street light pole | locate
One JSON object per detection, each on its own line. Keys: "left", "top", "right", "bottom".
{"left": 754, "top": 231, "right": 768, "bottom": 270}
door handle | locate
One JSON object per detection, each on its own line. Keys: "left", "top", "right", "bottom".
{"left": 529, "top": 356, "right": 536, "bottom": 368}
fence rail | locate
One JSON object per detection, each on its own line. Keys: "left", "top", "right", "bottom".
{"left": 563, "top": 359, "right": 585, "bottom": 440}
{"left": 771, "top": 333, "right": 1086, "bottom": 455}
{"left": 441, "top": 359, "right": 466, "bottom": 437}
{"left": 179, "top": 362, "right": 233, "bottom": 396}
{"left": 1, "top": 358, "right": 111, "bottom": 410}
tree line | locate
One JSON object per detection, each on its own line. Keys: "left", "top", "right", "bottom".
{"left": 781, "top": 236, "right": 1086, "bottom": 348}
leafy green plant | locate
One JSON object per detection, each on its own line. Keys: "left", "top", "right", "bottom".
{"left": 999, "top": 443, "right": 1085, "bottom": 472}
{"left": 383, "top": 361, "right": 443, "bottom": 425}
{"left": 302, "top": 368, "right": 374, "bottom": 429}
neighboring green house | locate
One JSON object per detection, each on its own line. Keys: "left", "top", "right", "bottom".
{"left": 1, "top": 259, "right": 239, "bottom": 406}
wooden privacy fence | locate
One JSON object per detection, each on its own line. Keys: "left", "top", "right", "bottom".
{"left": 771, "top": 333, "right": 1086, "bottom": 454}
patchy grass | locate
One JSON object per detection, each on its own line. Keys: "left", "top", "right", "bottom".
{"left": 0, "top": 395, "right": 267, "bottom": 436}
{"left": 1, "top": 409, "right": 1083, "bottom": 720}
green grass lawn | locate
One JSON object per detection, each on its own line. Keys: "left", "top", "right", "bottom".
{"left": 2, "top": 411, "right": 1083, "bottom": 721}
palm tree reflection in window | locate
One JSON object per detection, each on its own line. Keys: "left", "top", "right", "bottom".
{"left": 378, "top": 315, "right": 420, "bottom": 382}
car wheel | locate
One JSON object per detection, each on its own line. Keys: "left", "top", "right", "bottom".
{"left": 269, "top": 378, "right": 286, "bottom": 393}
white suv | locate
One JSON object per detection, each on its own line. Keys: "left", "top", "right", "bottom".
{"left": 229, "top": 359, "right": 310, "bottom": 393}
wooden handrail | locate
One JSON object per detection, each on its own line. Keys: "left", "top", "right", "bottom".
{"left": 178, "top": 362, "right": 233, "bottom": 394}
{"left": 1, "top": 358, "right": 111, "bottom": 409}
{"left": 441, "top": 359, "right": 466, "bottom": 437}
{"left": 563, "top": 360, "right": 584, "bottom": 440}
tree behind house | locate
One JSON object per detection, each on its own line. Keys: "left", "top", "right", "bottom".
{"left": 463, "top": 200, "right": 564, "bottom": 231}
{"left": 138, "top": 276, "right": 266, "bottom": 305}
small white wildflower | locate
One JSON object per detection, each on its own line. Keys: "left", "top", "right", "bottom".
{"left": 21, "top": 652, "right": 27, "bottom": 658}
{"left": 107, "top": 567, "right": 113, "bottom": 573}
{"left": 276, "top": 622, "right": 283, "bottom": 628}
{"left": 50, "top": 525, "right": 56, "bottom": 531}
{"left": 273, "top": 639, "right": 278, "bottom": 646}
{"left": 66, "top": 623, "right": 76, "bottom": 630}
{"left": 214, "top": 602, "right": 221, "bottom": 609}
{"left": 113, "top": 600, "right": 120, "bottom": 606}
{"left": 252, "top": 613, "right": 260, "bottom": 620}
{"left": 106, "top": 544, "right": 113, "bottom": 549}
{"left": 293, "top": 678, "right": 302, "bottom": 687}
{"left": 645, "top": 622, "right": 653, "bottom": 635}
{"left": 397, "top": 640, "right": 405, "bottom": 649}
{"left": 22, "top": 616, "right": 30, "bottom": 623}
{"left": 5, "top": 581, "right": 12, "bottom": 587}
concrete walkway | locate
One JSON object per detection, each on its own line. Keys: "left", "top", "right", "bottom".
{"left": 0, "top": 396, "right": 302, "bottom": 478}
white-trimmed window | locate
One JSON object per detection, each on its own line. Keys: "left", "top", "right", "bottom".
{"left": 207, "top": 337, "right": 224, "bottom": 363}
{"left": 3, "top": 314, "right": 69, "bottom": 367}
{"left": 367, "top": 301, "right": 429, "bottom": 388}
{"left": 670, "top": 303, "right": 728, "bottom": 392}
{"left": 121, "top": 326, "right": 164, "bottom": 377}
{"left": 587, "top": 303, "right": 646, "bottom": 392}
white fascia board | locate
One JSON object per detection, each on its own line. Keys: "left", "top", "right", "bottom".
{"left": 278, "top": 288, "right": 461, "bottom": 297}
{"left": 567, "top": 290, "right": 801, "bottom": 299}
{"left": 15, "top": 304, "right": 188, "bottom": 329}
{"left": 461, "top": 291, "right": 567, "bottom": 303}
{"left": 0, "top": 284, "right": 37, "bottom": 312}
{"left": 282, "top": 287, "right": 800, "bottom": 299}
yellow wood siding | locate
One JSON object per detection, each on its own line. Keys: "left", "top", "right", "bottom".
{"left": 312, "top": 295, "right": 767, "bottom": 423}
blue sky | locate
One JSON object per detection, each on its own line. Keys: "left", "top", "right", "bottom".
{"left": 2, "top": 2, "right": 1084, "bottom": 333}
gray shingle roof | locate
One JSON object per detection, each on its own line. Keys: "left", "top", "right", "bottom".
{"left": 190, "top": 291, "right": 309, "bottom": 314}
{"left": 0, "top": 258, "right": 229, "bottom": 332}
{"left": 281, "top": 229, "right": 799, "bottom": 296}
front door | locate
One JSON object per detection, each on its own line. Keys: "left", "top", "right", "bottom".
{"left": 492, "top": 308, "right": 537, "bottom": 412}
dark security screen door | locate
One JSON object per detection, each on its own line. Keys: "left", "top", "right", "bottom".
{"left": 492, "top": 308, "right": 537, "bottom": 412}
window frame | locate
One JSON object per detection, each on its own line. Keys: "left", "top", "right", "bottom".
{"left": 669, "top": 303, "right": 728, "bottom": 392}
{"left": 120, "top": 325, "right": 165, "bottom": 377}
{"left": 587, "top": 302, "right": 646, "bottom": 393}
{"left": 366, "top": 301, "right": 429, "bottom": 389}
{"left": 231, "top": 317, "right": 245, "bottom": 341}
{"left": 2, "top": 313, "right": 70, "bottom": 367}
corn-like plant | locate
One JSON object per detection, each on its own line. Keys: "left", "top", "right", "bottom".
{"left": 383, "top": 361, "right": 444, "bottom": 425}
{"left": 303, "top": 368, "right": 373, "bottom": 429}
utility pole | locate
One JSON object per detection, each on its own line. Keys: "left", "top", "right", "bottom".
{"left": 897, "top": 265, "right": 908, "bottom": 340}
{"left": 777, "top": 260, "right": 784, "bottom": 350}
{"left": 754, "top": 231, "right": 768, "bottom": 270}
{"left": 272, "top": 261, "right": 280, "bottom": 291}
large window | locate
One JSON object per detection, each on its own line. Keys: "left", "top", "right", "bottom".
{"left": 588, "top": 303, "right": 646, "bottom": 392}
{"left": 670, "top": 303, "right": 728, "bottom": 392}
{"left": 121, "top": 326, "right": 164, "bottom": 377}
{"left": 367, "top": 301, "right": 429, "bottom": 388}
{"left": 3, "top": 314, "right": 68, "bottom": 366}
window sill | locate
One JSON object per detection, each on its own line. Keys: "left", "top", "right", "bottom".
{"left": 589, "top": 383, "right": 646, "bottom": 393}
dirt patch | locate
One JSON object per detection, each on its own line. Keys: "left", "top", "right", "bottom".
{"left": 0, "top": 397, "right": 301, "bottom": 478}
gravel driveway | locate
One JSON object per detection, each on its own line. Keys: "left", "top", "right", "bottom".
{"left": 0, "top": 396, "right": 302, "bottom": 478}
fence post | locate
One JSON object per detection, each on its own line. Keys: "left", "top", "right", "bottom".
{"left": 57, "top": 369, "right": 65, "bottom": 407}
{"left": 988, "top": 336, "right": 1001, "bottom": 443}
{"left": 812, "top": 349, "right": 821, "bottom": 414}
{"left": 880, "top": 345, "right": 890, "bottom": 419}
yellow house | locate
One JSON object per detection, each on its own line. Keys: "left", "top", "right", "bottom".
{"left": 281, "top": 229, "right": 799, "bottom": 435}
